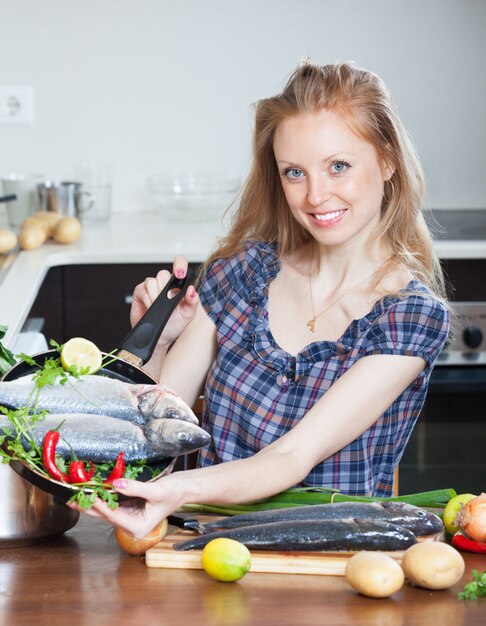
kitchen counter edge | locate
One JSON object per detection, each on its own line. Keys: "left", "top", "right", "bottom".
{"left": 1, "top": 214, "right": 485, "bottom": 348}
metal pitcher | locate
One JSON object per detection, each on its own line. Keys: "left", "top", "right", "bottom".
{"left": 37, "top": 181, "right": 94, "bottom": 217}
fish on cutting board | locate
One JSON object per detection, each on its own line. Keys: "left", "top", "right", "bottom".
{"left": 0, "top": 375, "right": 199, "bottom": 425}
{"left": 175, "top": 518, "right": 418, "bottom": 552}
{"left": 202, "top": 501, "right": 443, "bottom": 537}
{"left": 1, "top": 413, "right": 211, "bottom": 463}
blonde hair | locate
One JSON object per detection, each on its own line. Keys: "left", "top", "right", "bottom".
{"left": 208, "top": 60, "right": 446, "bottom": 299}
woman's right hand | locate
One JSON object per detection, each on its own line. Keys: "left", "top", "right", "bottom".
{"left": 129, "top": 256, "right": 199, "bottom": 346}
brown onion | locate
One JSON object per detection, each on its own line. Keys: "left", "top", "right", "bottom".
{"left": 114, "top": 519, "right": 169, "bottom": 556}
{"left": 456, "top": 492, "right": 486, "bottom": 543}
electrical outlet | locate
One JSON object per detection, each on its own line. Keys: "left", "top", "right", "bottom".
{"left": 0, "top": 85, "right": 34, "bottom": 124}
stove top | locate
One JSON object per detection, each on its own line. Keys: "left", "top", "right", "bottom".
{"left": 425, "top": 209, "right": 486, "bottom": 241}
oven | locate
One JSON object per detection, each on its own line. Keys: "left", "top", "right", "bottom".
{"left": 399, "top": 210, "right": 486, "bottom": 496}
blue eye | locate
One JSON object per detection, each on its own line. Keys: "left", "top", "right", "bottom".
{"left": 283, "top": 167, "right": 304, "bottom": 180}
{"left": 330, "top": 160, "right": 350, "bottom": 174}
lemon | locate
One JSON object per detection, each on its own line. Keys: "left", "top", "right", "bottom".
{"left": 201, "top": 538, "right": 251, "bottom": 582}
{"left": 60, "top": 337, "right": 103, "bottom": 373}
{"left": 442, "top": 493, "right": 476, "bottom": 535}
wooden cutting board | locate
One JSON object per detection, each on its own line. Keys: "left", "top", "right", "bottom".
{"left": 145, "top": 526, "right": 440, "bottom": 576}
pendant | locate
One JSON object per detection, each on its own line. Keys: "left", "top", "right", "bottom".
{"left": 307, "top": 318, "right": 315, "bottom": 333}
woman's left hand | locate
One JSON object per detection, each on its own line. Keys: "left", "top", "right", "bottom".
{"left": 69, "top": 476, "right": 182, "bottom": 539}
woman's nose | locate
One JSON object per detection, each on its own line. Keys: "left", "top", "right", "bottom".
{"left": 306, "top": 175, "right": 330, "bottom": 207}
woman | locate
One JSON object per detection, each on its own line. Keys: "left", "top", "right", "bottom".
{"left": 77, "top": 61, "right": 450, "bottom": 538}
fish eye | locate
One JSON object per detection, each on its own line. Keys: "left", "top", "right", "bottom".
{"left": 178, "top": 432, "right": 188, "bottom": 441}
{"left": 415, "top": 509, "right": 426, "bottom": 516}
{"left": 165, "top": 408, "right": 180, "bottom": 420}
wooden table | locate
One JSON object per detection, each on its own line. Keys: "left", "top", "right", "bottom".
{"left": 0, "top": 516, "right": 484, "bottom": 626}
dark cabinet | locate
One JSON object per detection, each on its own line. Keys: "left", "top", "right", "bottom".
{"left": 29, "top": 263, "right": 199, "bottom": 351}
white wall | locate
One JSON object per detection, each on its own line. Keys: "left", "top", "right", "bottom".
{"left": 0, "top": 0, "right": 485, "bottom": 214}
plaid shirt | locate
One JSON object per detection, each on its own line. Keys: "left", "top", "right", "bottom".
{"left": 198, "top": 241, "right": 450, "bottom": 496}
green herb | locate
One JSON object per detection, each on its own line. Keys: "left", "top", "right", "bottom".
{"left": 0, "top": 325, "right": 16, "bottom": 375}
{"left": 0, "top": 405, "right": 49, "bottom": 477}
{"left": 16, "top": 342, "right": 97, "bottom": 414}
{"left": 182, "top": 487, "right": 457, "bottom": 516}
{"left": 68, "top": 489, "right": 98, "bottom": 511}
{"left": 458, "top": 570, "right": 486, "bottom": 600}
{"left": 68, "top": 482, "right": 119, "bottom": 511}
{"left": 64, "top": 456, "right": 162, "bottom": 511}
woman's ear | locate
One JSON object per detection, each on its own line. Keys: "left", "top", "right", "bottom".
{"left": 381, "top": 145, "right": 396, "bottom": 181}
{"left": 382, "top": 159, "right": 395, "bottom": 182}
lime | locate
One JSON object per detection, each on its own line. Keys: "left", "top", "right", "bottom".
{"left": 60, "top": 337, "right": 103, "bottom": 373}
{"left": 443, "top": 493, "right": 476, "bottom": 535}
{"left": 201, "top": 538, "right": 251, "bottom": 582}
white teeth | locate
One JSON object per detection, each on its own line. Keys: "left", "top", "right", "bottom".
{"left": 314, "top": 209, "right": 346, "bottom": 221}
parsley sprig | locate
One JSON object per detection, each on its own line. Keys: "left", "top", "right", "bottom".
{"left": 0, "top": 405, "right": 48, "bottom": 473}
{"left": 458, "top": 569, "right": 486, "bottom": 600}
{"left": 0, "top": 325, "right": 16, "bottom": 376}
{"left": 66, "top": 460, "right": 159, "bottom": 511}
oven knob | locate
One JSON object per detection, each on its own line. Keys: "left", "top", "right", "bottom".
{"left": 462, "top": 325, "right": 483, "bottom": 349}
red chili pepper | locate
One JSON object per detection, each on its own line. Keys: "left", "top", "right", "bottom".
{"left": 68, "top": 460, "right": 95, "bottom": 484}
{"left": 85, "top": 461, "right": 95, "bottom": 480}
{"left": 43, "top": 431, "right": 70, "bottom": 483}
{"left": 452, "top": 533, "right": 486, "bottom": 554}
{"left": 103, "top": 452, "right": 125, "bottom": 485}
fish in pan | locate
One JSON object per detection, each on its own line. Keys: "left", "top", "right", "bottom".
{"left": 0, "top": 375, "right": 199, "bottom": 425}
{"left": 1, "top": 412, "right": 210, "bottom": 463}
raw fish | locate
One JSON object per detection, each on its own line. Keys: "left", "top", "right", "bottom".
{"left": 202, "top": 501, "right": 443, "bottom": 537}
{"left": 176, "top": 518, "right": 418, "bottom": 552}
{"left": 1, "top": 412, "right": 210, "bottom": 463}
{"left": 0, "top": 375, "right": 198, "bottom": 425}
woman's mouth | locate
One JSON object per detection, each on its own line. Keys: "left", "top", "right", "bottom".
{"left": 311, "top": 208, "right": 347, "bottom": 225}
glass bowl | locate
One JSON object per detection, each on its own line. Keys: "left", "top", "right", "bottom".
{"left": 147, "top": 171, "right": 240, "bottom": 222}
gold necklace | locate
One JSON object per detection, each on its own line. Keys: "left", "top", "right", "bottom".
{"left": 307, "top": 271, "right": 376, "bottom": 333}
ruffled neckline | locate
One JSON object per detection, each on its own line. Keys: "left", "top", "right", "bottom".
{"left": 243, "top": 241, "right": 427, "bottom": 372}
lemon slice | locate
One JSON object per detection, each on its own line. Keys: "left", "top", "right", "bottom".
{"left": 201, "top": 538, "right": 251, "bottom": 582}
{"left": 60, "top": 337, "right": 103, "bottom": 373}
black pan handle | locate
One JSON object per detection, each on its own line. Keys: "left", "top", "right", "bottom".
{"left": 117, "top": 268, "right": 196, "bottom": 364}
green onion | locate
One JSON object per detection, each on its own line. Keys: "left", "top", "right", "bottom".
{"left": 181, "top": 488, "right": 457, "bottom": 517}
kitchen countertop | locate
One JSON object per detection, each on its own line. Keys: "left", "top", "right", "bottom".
{"left": 1, "top": 515, "right": 484, "bottom": 626}
{"left": 1, "top": 213, "right": 486, "bottom": 348}
{"left": 0, "top": 214, "right": 227, "bottom": 347}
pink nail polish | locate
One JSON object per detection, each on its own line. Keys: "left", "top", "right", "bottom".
{"left": 176, "top": 269, "right": 185, "bottom": 278}
{"left": 112, "top": 479, "right": 128, "bottom": 490}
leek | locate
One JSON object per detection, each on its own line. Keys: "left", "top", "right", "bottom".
{"left": 181, "top": 487, "right": 456, "bottom": 517}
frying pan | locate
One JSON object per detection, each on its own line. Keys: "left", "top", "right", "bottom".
{"left": 1, "top": 268, "right": 196, "bottom": 501}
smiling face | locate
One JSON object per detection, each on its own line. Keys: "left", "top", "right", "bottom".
{"left": 273, "top": 108, "right": 392, "bottom": 252}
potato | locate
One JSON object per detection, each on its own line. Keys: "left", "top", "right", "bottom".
{"left": 21, "top": 216, "right": 49, "bottom": 236}
{"left": 345, "top": 551, "right": 404, "bottom": 598}
{"left": 53, "top": 216, "right": 82, "bottom": 244}
{"left": 401, "top": 541, "right": 465, "bottom": 590}
{"left": 114, "top": 519, "right": 169, "bottom": 556}
{"left": 22, "top": 211, "right": 62, "bottom": 237}
{"left": 0, "top": 229, "right": 18, "bottom": 254}
{"left": 18, "top": 224, "right": 47, "bottom": 250}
